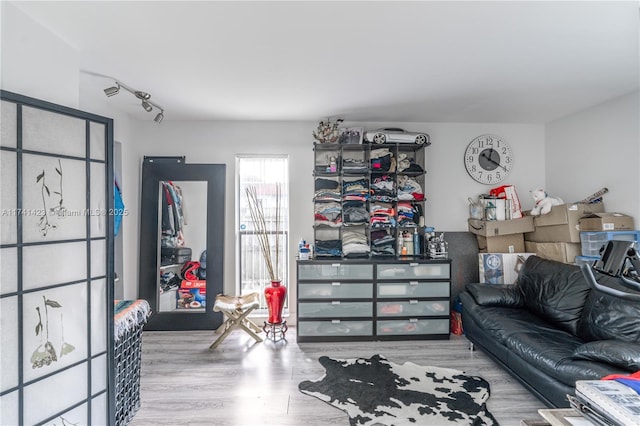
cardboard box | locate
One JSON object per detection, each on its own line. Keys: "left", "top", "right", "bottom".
{"left": 525, "top": 241, "right": 582, "bottom": 264}
{"left": 525, "top": 203, "right": 605, "bottom": 243}
{"left": 479, "top": 253, "right": 535, "bottom": 284}
{"left": 578, "top": 213, "right": 635, "bottom": 232}
{"left": 468, "top": 216, "right": 534, "bottom": 237}
{"left": 476, "top": 234, "right": 525, "bottom": 253}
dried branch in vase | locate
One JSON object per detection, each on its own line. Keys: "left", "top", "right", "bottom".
{"left": 245, "top": 184, "right": 282, "bottom": 282}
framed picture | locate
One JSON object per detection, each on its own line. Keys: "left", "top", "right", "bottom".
{"left": 338, "top": 127, "right": 363, "bottom": 145}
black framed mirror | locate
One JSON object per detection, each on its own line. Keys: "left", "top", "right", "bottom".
{"left": 138, "top": 157, "right": 225, "bottom": 330}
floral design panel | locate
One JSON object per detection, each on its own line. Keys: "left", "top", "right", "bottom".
{"left": 22, "top": 154, "right": 87, "bottom": 242}
{"left": 22, "top": 283, "right": 88, "bottom": 383}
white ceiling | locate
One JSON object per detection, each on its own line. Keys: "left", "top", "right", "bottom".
{"left": 11, "top": 1, "right": 640, "bottom": 124}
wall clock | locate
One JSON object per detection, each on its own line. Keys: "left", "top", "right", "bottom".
{"left": 464, "top": 134, "right": 513, "bottom": 184}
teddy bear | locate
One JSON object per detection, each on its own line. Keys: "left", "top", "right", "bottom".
{"left": 530, "top": 188, "right": 564, "bottom": 215}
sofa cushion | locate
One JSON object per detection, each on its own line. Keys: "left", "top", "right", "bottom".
{"left": 504, "top": 330, "right": 624, "bottom": 387}
{"left": 463, "top": 301, "right": 553, "bottom": 345}
{"left": 578, "top": 287, "right": 640, "bottom": 343}
{"left": 517, "top": 256, "right": 591, "bottom": 336}
{"left": 573, "top": 340, "right": 640, "bottom": 371}
{"left": 466, "top": 283, "right": 524, "bottom": 307}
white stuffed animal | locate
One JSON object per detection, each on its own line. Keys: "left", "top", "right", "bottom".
{"left": 530, "top": 189, "right": 564, "bottom": 216}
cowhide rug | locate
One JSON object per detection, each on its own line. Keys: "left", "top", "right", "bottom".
{"left": 298, "top": 354, "right": 498, "bottom": 426}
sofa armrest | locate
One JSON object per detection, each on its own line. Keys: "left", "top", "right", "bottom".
{"left": 573, "top": 340, "right": 640, "bottom": 371}
{"left": 465, "top": 283, "right": 524, "bottom": 308}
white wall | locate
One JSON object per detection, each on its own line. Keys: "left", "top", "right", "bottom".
{"left": 1, "top": 3, "right": 79, "bottom": 107}
{"left": 546, "top": 91, "right": 640, "bottom": 223}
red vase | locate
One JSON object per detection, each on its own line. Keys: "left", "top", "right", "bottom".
{"left": 264, "top": 280, "right": 287, "bottom": 324}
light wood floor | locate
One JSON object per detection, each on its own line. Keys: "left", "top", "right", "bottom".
{"left": 129, "top": 328, "right": 546, "bottom": 426}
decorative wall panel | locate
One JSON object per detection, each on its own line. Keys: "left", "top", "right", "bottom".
{"left": 0, "top": 90, "right": 114, "bottom": 425}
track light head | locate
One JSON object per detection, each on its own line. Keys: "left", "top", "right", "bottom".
{"left": 104, "top": 84, "right": 120, "bottom": 97}
{"left": 141, "top": 101, "right": 153, "bottom": 112}
{"left": 154, "top": 111, "right": 164, "bottom": 124}
{"left": 135, "top": 91, "right": 151, "bottom": 100}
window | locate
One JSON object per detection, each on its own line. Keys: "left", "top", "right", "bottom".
{"left": 236, "top": 156, "right": 289, "bottom": 310}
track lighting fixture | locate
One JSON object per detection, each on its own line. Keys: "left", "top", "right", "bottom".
{"left": 104, "top": 84, "right": 120, "bottom": 97}
{"left": 103, "top": 80, "right": 165, "bottom": 123}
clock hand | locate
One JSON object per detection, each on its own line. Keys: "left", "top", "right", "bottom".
{"left": 480, "top": 151, "right": 508, "bottom": 172}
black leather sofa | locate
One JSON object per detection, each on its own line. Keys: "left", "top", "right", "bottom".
{"left": 460, "top": 255, "right": 640, "bottom": 408}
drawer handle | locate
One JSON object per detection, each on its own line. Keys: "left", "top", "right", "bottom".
{"left": 409, "top": 318, "right": 418, "bottom": 323}
{"left": 332, "top": 301, "right": 341, "bottom": 305}
{"left": 409, "top": 300, "right": 418, "bottom": 304}
{"left": 331, "top": 263, "right": 340, "bottom": 268}
{"left": 332, "top": 319, "right": 341, "bottom": 324}
{"left": 410, "top": 262, "right": 419, "bottom": 267}
{"left": 331, "top": 282, "right": 341, "bottom": 286}
{"left": 409, "top": 281, "right": 419, "bottom": 286}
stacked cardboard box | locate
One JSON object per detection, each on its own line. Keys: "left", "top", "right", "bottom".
{"left": 468, "top": 216, "right": 534, "bottom": 253}
{"left": 524, "top": 203, "right": 604, "bottom": 264}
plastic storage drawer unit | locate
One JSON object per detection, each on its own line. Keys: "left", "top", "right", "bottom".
{"left": 580, "top": 230, "right": 640, "bottom": 257}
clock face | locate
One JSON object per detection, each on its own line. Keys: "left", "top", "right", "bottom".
{"left": 464, "top": 135, "right": 513, "bottom": 184}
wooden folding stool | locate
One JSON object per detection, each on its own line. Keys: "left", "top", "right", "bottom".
{"left": 210, "top": 292, "right": 263, "bottom": 349}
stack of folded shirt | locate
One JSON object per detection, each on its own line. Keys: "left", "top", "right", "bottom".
{"left": 314, "top": 178, "right": 341, "bottom": 202}
{"left": 370, "top": 202, "right": 396, "bottom": 228}
{"left": 343, "top": 178, "right": 369, "bottom": 202}
{"left": 370, "top": 174, "right": 395, "bottom": 203}
{"left": 370, "top": 229, "right": 395, "bottom": 257}
{"left": 342, "top": 228, "right": 370, "bottom": 258}
{"left": 397, "top": 201, "right": 417, "bottom": 227}
{"left": 343, "top": 200, "right": 369, "bottom": 225}
{"left": 342, "top": 157, "right": 368, "bottom": 173}
{"left": 315, "top": 239, "right": 342, "bottom": 257}
{"left": 314, "top": 202, "right": 342, "bottom": 227}
{"left": 397, "top": 175, "right": 424, "bottom": 201}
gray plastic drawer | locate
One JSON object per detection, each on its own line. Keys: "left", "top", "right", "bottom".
{"left": 377, "top": 263, "right": 450, "bottom": 280}
{"left": 377, "top": 281, "right": 450, "bottom": 298}
{"left": 376, "top": 318, "right": 450, "bottom": 336}
{"left": 298, "top": 320, "right": 373, "bottom": 337}
{"left": 298, "top": 282, "right": 372, "bottom": 299}
{"left": 377, "top": 300, "right": 449, "bottom": 317}
{"left": 299, "top": 301, "right": 372, "bottom": 318}
{"left": 298, "top": 263, "right": 373, "bottom": 280}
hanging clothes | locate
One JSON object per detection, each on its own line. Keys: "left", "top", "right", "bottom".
{"left": 160, "top": 181, "right": 185, "bottom": 247}
{"left": 114, "top": 181, "right": 124, "bottom": 236}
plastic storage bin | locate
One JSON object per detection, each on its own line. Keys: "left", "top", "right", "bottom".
{"left": 575, "top": 255, "right": 599, "bottom": 268}
{"left": 579, "top": 230, "right": 640, "bottom": 257}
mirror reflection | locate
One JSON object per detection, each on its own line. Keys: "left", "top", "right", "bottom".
{"left": 158, "top": 180, "right": 207, "bottom": 313}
